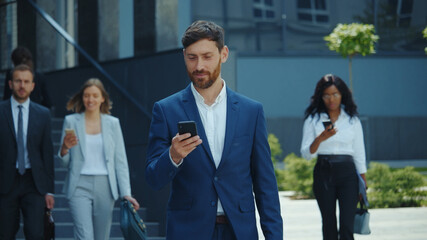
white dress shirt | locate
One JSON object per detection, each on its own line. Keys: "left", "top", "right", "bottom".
{"left": 11, "top": 97, "right": 31, "bottom": 169}
{"left": 300, "top": 109, "right": 367, "bottom": 173}
{"left": 191, "top": 81, "right": 227, "bottom": 214}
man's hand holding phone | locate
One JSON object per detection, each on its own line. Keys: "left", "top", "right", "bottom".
{"left": 170, "top": 121, "right": 202, "bottom": 164}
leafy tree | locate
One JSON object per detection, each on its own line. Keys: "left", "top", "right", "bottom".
{"left": 324, "top": 23, "right": 379, "bottom": 91}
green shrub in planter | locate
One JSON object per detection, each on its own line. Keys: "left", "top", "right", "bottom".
{"left": 281, "top": 153, "right": 316, "bottom": 199}
{"left": 423, "top": 26, "right": 427, "bottom": 54}
{"left": 268, "top": 133, "right": 282, "bottom": 166}
{"left": 367, "top": 162, "right": 427, "bottom": 208}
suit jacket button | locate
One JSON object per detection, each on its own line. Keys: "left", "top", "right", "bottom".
{"left": 211, "top": 201, "right": 216, "bottom": 206}
{"left": 214, "top": 177, "right": 218, "bottom": 181}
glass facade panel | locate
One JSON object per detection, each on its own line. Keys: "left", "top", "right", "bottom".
{"left": 297, "top": 0, "right": 311, "bottom": 9}
{"left": 315, "top": 0, "right": 327, "bottom": 10}
{"left": 253, "top": 8, "right": 263, "bottom": 17}
{"left": 266, "top": 10, "right": 275, "bottom": 18}
{"left": 298, "top": 13, "right": 313, "bottom": 21}
{"left": 316, "top": 14, "right": 328, "bottom": 22}
{"left": 265, "top": 0, "right": 273, "bottom": 6}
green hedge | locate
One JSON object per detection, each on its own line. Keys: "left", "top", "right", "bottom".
{"left": 268, "top": 133, "right": 427, "bottom": 207}
{"left": 367, "top": 162, "right": 427, "bottom": 208}
{"left": 276, "top": 153, "right": 316, "bottom": 199}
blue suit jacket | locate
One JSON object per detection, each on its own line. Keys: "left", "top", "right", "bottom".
{"left": 146, "top": 85, "right": 283, "bottom": 240}
{"left": 58, "top": 113, "right": 132, "bottom": 200}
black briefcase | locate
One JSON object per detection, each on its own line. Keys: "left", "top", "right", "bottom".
{"left": 44, "top": 208, "right": 55, "bottom": 240}
{"left": 120, "top": 199, "right": 147, "bottom": 240}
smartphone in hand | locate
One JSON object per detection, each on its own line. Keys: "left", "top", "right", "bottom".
{"left": 322, "top": 120, "right": 333, "bottom": 130}
{"left": 178, "top": 121, "right": 198, "bottom": 138}
{"left": 65, "top": 128, "right": 76, "bottom": 136}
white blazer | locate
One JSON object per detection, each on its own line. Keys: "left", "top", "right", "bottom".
{"left": 58, "top": 113, "right": 131, "bottom": 200}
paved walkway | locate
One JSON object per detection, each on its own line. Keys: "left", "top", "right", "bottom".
{"left": 257, "top": 192, "right": 427, "bottom": 240}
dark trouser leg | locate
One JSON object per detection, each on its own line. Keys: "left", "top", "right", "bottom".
{"left": 211, "top": 223, "right": 236, "bottom": 240}
{"left": 0, "top": 173, "right": 22, "bottom": 240}
{"left": 313, "top": 163, "right": 338, "bottom": 240}
{"left": 20, "top": 171, "right": 45, "bottom": 240}
{"left": 336, "top": 162, "right": 358, "bottom": 240}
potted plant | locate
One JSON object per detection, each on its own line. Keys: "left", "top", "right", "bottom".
{"left": 324, "top": 23, "right": 379, "bottom": 91}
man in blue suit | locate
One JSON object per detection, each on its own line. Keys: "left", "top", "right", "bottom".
{"left": 0, "top": 64, "right": 54, "bottom": 239}
{"left": 146, "top": 20, "right": 283, "bottom": 240}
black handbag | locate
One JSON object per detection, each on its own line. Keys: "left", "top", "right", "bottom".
{"left": 354, "top": 200, "right": 371, "bottom": 235}
{"left": 44, "top": 208, "right": 55, "bottom": 240}
{"left": 120, "top": 199, "right": 147, "bottom": 240}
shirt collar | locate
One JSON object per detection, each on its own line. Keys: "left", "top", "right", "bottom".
{"left": 191, "top": 80, "right": 227, "bottom": 106}
{"left": 11, "top": 96, "right": 30, "bottom": 110}
{"left": 320, "top": 107, "right": 349, "bottom": 121}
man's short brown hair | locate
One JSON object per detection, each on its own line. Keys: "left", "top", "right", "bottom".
{"left": 11, "top": 64, "right": 34, "bottom": 80}
{"left": 181, "top": 20, "right": 225, "bottom": 51}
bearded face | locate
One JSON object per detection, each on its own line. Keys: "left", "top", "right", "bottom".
{"left": 184, "top": 39, "right": 227, "bottom": 90}
{"left": 9, "top": 70, "right": 35, "bottom": 102}
{"left": 187, "top": 57, "right": 221, "bottom": 89}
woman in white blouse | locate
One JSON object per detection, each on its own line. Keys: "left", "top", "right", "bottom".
{"left": 300, "top": 74, "right": 367, "bottom": 240}
{"left": 59, "top": 78, "right": 139, "bottom": 240}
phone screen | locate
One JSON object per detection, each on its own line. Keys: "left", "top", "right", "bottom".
{"left": 65, "top": 129, "right": 76, "bottom": 136}
{"left": 322, "top": 120, "right": 333, "bottom": 130}
{"left": 178, "top": 121, "right": 198, "bottom": 137}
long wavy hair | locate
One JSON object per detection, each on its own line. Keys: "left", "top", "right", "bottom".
{"left": 304, "top": 74, "right": 358, "bottom": 120}
{"left": 66, "top": 78, "right": 112, "bottom": 114}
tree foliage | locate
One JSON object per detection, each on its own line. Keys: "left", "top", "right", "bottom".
{"left": 324, "top": 23, "right": 379, "bottom": 58}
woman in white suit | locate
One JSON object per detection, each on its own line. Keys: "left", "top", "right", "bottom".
{"left": 59, "top": 78, "right": 139, "bottom": 240}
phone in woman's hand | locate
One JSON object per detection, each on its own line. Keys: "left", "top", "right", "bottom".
{"left": 322, "top": 120, "right": 333, "bottom": 130}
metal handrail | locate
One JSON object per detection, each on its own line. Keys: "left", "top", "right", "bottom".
{"left": 26, "top": 0, "right": 152, "bottom": 119}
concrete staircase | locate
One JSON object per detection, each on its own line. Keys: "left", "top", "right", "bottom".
{"left": 10, "top": 113, "right": 164, "bottom": 239}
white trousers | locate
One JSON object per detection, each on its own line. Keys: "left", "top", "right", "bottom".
{"left": 69, "top": 175, "right": 115, "bottom": 240}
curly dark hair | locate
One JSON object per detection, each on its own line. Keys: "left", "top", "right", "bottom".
{"left": 11, "top": 46, "right": 34, "bottom": 70}
{"left": 181, "top": 20, "right": 225, "bottom": 51}
{"left": 304, "top": 74, "right": 358, "bottom": 120}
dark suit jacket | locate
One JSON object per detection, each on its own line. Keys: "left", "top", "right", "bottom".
{"left": 0, "top": 99, "right": 54, "bottom": 195}
{"left": 146, "top": 85, "right": 283, "bottom": 240}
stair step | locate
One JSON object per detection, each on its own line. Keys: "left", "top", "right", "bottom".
{"left": 51, "top": 118, "right": 64, "bottom": 130}
{"left": 17, "top": 238, "right": 165, "bottom": 240}
{"left": 16, "top": 221, "right": 160, "bottom": 238}
{"left": 48, "top": 206, "right": 148, "bottom": 222}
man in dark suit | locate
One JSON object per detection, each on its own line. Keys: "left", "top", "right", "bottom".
{"left": 0, "top": 64, "right": 54, "bottom": 239}
{"left": 146, "top": 20, "right": 283, "bottom": 240}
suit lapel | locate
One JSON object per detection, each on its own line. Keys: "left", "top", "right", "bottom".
{"left": 218, "top": 88, "right": 239, "bottom": 169}
{"left": 101, "top": 114, "right": 110, "bottom": 163}
{"left": 181, "top": 85, "right": 215, "bottom": 163}
{"left": 76, "top": 113, "right": 87, "bottom": 159}
{"left": 27, "top": 103, "right": 36, "bottom": 148}
{"left": 3, "top": 99, "right": 16, "bottom": 140}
